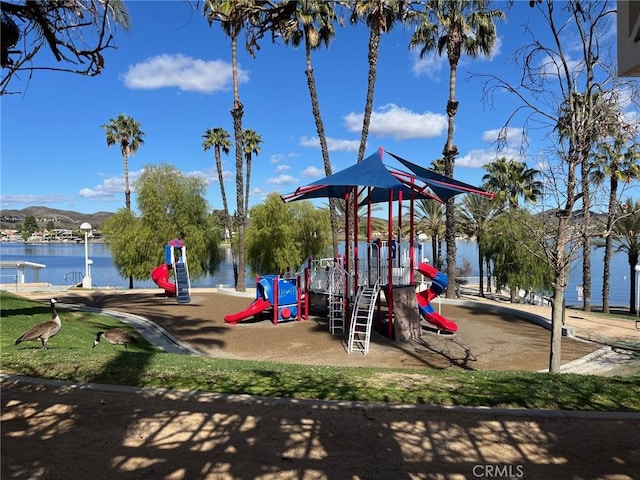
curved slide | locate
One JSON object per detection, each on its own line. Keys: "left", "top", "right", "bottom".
{"left": 151, "top": 264, "right": 176, "bottom": 297}
{"left": 416, "top": 262, "right": 458, "bottom": 333}
{"left": 224, "top": 298, "right": 271, "bottom": 324}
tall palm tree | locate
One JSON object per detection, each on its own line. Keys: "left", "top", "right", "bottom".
{"left": 350, "top": 0, "right": 406, "bottom": 163}
{"left": 203, "top": 0, "right": 262, "bottom": 292}
{"left": 102, "top": 113, "right": 145, "bottom": 211}
{"left": 481, "top": 157, "right": 543, "bottom": 211}
{"left": 241, "top": 129, "right": 263, "bottom": 215}
{"left": 202, "top": 127, "right": 238, "bottom": 283}
{"left": 410, "top": 0, "right": 505, "bottom": 298}
{"left": 457, "top": 194, "right": 499, "bottom": 297}
{"left": 102, "top": 113, "right": 145, "bottom": 290}
{"left": 592, "top": 133, "right": 640, "bottom": 313}
{"left": 276, "top": 0, "right": 341, "bottom": 257}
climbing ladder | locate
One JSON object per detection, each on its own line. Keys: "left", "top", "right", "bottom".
{"left": 347, "top": 280, "right": 380, "bottom": 354}
{"left": 174, "top": 263, "right": 191, "bottom": 304}
{"left": 328, "top": 262, "right": 347, "bottom": 335}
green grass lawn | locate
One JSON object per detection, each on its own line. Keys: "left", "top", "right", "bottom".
{"left": 1, "top": 291, "right": 638, "bottom": 412}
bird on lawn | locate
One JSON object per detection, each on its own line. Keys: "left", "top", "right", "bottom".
{"left": 15, "top": 298, "right": 62, "bottom": 350}
{"left": 93, "top": 328, "right": 138, "bottom": 351}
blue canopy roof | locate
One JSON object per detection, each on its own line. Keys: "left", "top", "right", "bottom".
{"left": 282, "top": 148, "right": 493, "bottom": 204}
{"left": 283, "top": 149, "right": 408, "bottom": 202}
{"left": 385, "top": 151, "right": 494, "bottom": 202}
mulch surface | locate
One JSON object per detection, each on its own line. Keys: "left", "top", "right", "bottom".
{"left": 55, "top": 289, "right": 598, "bottom": 371}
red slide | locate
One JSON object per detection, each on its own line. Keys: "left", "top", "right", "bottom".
{"left": 224, "top": 298, "right": 271, "bottom": 324}
{"left": 151, "top": 264, "right": 176, "bottom": 296}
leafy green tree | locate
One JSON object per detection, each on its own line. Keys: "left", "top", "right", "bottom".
{"left": 102, "top": 113, "right": 145, "bottom": 211}
{"left": 102, "top": 164, "right": 221, "bottom": 284}
{"left": 409, "top": 0, "right": 505, "bottom": 298}
{"left": 46, "top": 220, "right": 55, "bottom": 231}
{"left": 484, "top": 210, "right": 554, "bottom": 302}
{"left": 22, "top": 216, "right": 38, "bottom": 235}
{"left": 246, "top": 193, "right": 330, "bottom": 275}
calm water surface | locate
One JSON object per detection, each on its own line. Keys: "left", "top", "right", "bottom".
{"left": 0, "top": 240, "right": 634, "bottom": 307}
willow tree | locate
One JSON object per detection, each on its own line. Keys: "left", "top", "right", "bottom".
{"left": 102, "top": 163, "right": 221, "bottom": 283}
{"left": 409, "top": 0, "right": 505, "bottom": 298}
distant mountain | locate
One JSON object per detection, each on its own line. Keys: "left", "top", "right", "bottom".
{"left": 0, "top": 206, "right": 113, "bottom": 230}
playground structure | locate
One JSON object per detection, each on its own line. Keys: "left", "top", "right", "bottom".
{"left": 416, "top": 262, "right": 458, "bottom": 333}
{"left": 224, "top": 270, "right": 309, "bottom": 325}
{"left": 281, "top": 148, "right": 491, "bottom": 353}
{"left": 151, "top": 239, "right": 191, "bottom": 304}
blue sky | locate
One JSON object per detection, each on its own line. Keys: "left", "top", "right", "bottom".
{"left": 1, "top": 0, "right": 638, "bottom": 215}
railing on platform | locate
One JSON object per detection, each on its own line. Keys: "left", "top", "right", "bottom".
{"left": 64, "top": 271, "right": 84, "bottom": 285}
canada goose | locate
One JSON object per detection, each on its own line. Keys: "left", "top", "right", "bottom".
{"left": 93, "top": 328, "right": 138, "bottom": 351}
{"left": 15, "top": 298, "right": 62, "bottom": 349}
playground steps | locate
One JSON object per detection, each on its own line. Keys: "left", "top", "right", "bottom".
{"left": 347, "top": 281, "right": 380, "bottom": 355}
{"left": 328, "top": 295, "right": 345, "bottom": 334}
{"left": 174, "top": 263, "right": 191, "bottom": 304}
{"left": 327, "top": 260, "right": 348, "bottom": 335}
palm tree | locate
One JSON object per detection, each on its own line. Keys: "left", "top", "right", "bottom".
{"left": 102, "top": 114, "right": 145, "bottom": 211}
{"left": 350, "top": 0, "right": 406, "bottom": 163}
{"left": 592, "top": 134, "right": 640, "bottom": 313}
{"left": 102, "top": 113, "right": 145, "bottom": 290}
{"left": 610, "top": 198, "right": 640, "bottom": 315}
{"left": 457, "top": 194, "right": 499, "bottom": 297}
{"left": 415, "top": 198, "right": 446, "bottom": 269}
{"left": 203, "top": 0, "right": 262, "bottom": 292}
{"left": 409, "top": 0, "right": 505, "bottom": 298}
{"left": 481, "top": 157, "right": 543, "bottom": 212}
{"left": 202, "top": 127, "right": 238, "bottom": 283}
{"left": 276, "top": 0, "right": 341, "bottom": 257}
{"left": 241, "top": 129, "right": 263, "bottom": 215}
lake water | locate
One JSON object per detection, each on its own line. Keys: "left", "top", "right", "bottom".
{"left": 0, "top": 240, "right": 634, "bottom": 308}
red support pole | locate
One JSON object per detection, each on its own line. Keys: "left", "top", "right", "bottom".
{"left": 387, "top": 189, "right": 394, "bottom": 339}
{"left": 273, "top": 276, "right": 279, "bottom": 326}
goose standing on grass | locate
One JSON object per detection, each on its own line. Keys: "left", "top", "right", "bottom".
{"left": 93, "top": 328, "right": 138, "bottom": 351}
{"left": 15, "top": 298, "right": 62, "bottom": 349}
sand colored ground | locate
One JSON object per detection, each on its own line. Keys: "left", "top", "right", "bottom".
{"left": 3, "top": 287, "right": 639, "bottom": 479}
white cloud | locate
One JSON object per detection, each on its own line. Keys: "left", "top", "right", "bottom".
{"left": 268, "top": 174, "right": 298, "bottom": 186}
{"left": 275, "top": 164, "right": 290, "bottom": 173}
{"left": 457, "top": 147, "right": 524, "bottom": 168}
{"left": 410, "top": 48, "right": 445, "bottom": 79}
{"left": 302, "top": 166, "right": 324, "bottom": 178}
{"left": 344, "top": 103, "right": 447, "bottom": 140}
{"left": 481, "top": 127, "right": 524, "bottom": 148}
{"left": 0, "top": 194, "right": 73, "bottom": 207}
{"left": 299, "top": 136, "right": 360, "bottom": 152}
{"left": 78, "top": 170, "right": 142, "bottom": 200}
{"left": 123, "top": 54, "right": 249, "bottom": 93}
